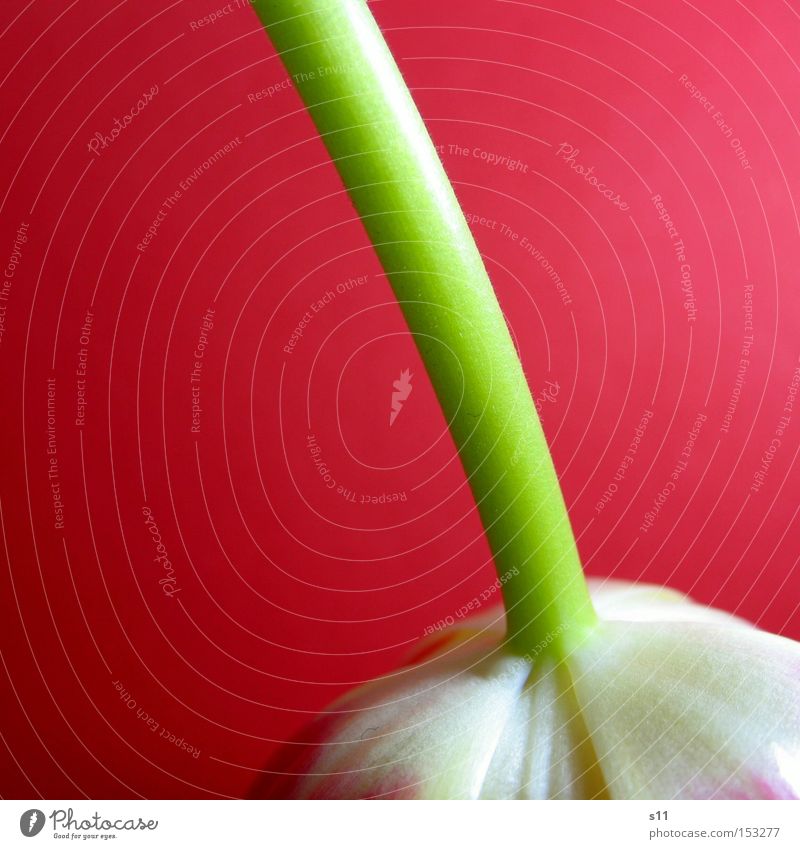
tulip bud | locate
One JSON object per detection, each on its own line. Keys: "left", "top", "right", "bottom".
{"left": 252, "top": 581, "right": 799, "bottom": 799}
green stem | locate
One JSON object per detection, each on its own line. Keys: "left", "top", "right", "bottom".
{"left": 253, "top": 0, "right": 597, "bottom": 657}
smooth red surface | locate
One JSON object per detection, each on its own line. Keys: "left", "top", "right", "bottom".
{"left": 0, "top": 0, "right": 798, "bottom": 798}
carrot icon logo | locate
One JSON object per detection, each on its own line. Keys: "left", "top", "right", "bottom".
{"left": 389, "top": 369, "right": 413, "bottom": 426}
{"left": 19, "top": 808, "right": 45, "bottom": 837}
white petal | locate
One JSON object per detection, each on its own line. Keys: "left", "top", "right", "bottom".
{"left": 291, "top": 651, "right": 528, "bottom": 798}
{"left": 588, "top": 579, "right": 752, "bottom": 628}
{"left": 570, "top": 620, "right": 800, "bottom": 799}
{"left": 478, "top": 659, "right": 607, "bottom": 799}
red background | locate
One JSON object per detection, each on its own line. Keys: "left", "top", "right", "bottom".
{"left": 1, "top": 0, "right": 799, "bottom": 798}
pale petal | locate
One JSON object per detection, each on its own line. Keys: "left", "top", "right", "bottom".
{"left": 478, "top": 659, "right": 608, "bottom": 799}
{"left": 588, "top": 579, "right": 752, "bottom": 628}
{"left": 276, "top": 651, "right": 528, "bottom": 799}
{"left": 570, "top": 620, "right": 800, "bottom": 799}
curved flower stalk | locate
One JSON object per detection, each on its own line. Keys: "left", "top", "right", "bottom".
{"left": 250, "top": 1, "right": 800, "bottom": 799}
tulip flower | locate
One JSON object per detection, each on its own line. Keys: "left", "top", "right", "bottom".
{"left": 251, "top": 580, "right": 800, "bottom": 799}
{"left": 250, "top": 1, "right": 800, "bottom": 799}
